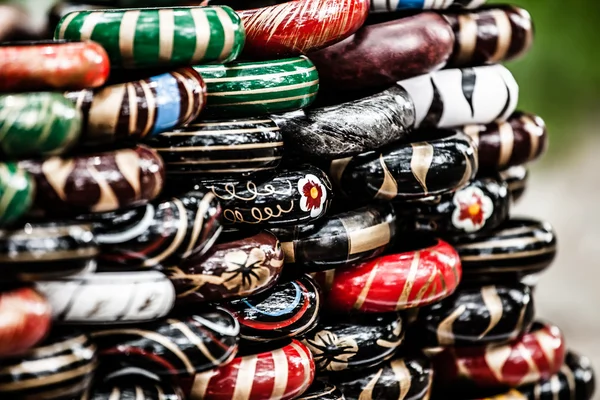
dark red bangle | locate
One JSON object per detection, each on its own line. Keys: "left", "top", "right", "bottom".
{"left": 313, "top": 237, "right": 461, "bottom": 313}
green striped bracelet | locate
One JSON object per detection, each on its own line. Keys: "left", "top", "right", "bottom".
{"left": 194, "top": 56, "right": 319, "bottom": 118}
{"left": 55, "top": 6, "right": 245, "bottom": 69}
{"left": 0, "top": 163, "right": 35, "bottom": 225}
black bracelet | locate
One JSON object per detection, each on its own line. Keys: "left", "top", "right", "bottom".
{"left": 499, "top": 165, "right": 529, "bottom": 203}
{"left": 296, "top": 381, "right": 345, "bottom": 400}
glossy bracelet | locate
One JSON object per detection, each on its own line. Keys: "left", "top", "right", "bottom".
{"left": 225, "top": 274, "right": 320, "bottom": 342}
{"left": 194, "top": 56, "right": 318, "bottom": 117}
{"left": 55, "top": 6, "right": 245, "bottom": 69}
{"left": 0, "top": 162, "right": 35, "bottom": 226}
{"left": 500, "top": 165, "right": 529, "bottom": 203}
{"left": 296, "top": 381, "right": 345, "bottom": 400}
{"left": 433, "top": 321, "right": 566, "bottom": 389}
{"left": 167, "top": 230, "right": 284, "bottom": 303}
{"left": 313, "top": 237, "right": 462, "bottom": 312}
{"left": 271, "top": 203, "right": 396, "bottom": 271}
{"left": 446, "top": 6, "right": 534, "bottom": 67}
{"left": 147, "top": 118, "right": 283, "bottom": 177}
{"left": 20, "top": 144, "right": 164, "bottom": 215}
{"left": 370, "top": 0, "right": 485, "bottom": 12}
{"left": 87, "top": 374, "right": 185, "bottom": 400}
{"left": 65, "top": 68, "right": 206, "bottom": 142}
{"left": 329, "top": 132, "right": 477, "bottom": 202}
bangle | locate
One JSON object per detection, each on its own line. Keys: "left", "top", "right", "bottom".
{"left": 238, "top": 0, "right": 369, "bottom": 58}
{"left": 65, "top": 68, "right": 206, "bottom": 141}
{"left": 0, "top": 162, "right": 35, "bottom": 226}
{"left": 0, "top": 330, "right": 96, "bottom": 399}
{"left": 147, "top": 118, "right": 283, "bottom": 177}
{"left": 35, "top": 271, "right": 175, "bottom": 324}
{"left": 193, "top": 56, "right": 318, "bottom": 118}
{"left": 271, "top": 203, "right": 396, "bottom": 271}
{"left": 167, "top": 230, "right": 284, "bottom": 303}
{"left": 190, "top": 339, "right": 315, "bottom": 400}
{"left": 89, "top": 307, "right": 239, "bottom": 376}
{"left": 296, "top": 381, "right": 345, "bottom": 400}
{"left": 445, "top": 6, "right": 534, "bottom": 67}
{"left": 93, "top": 190, "right": 222, "bottom": 270}
{"left": 453, "top": 218, "right": 557, "bottom": 283}
{"left": 310, "top": 13, "right": 454, "bottom": 91}
{"left": 370, "top": 0, "right": 485, "bottom": 12}
{"left": 0, "top": 93, "right": 81, "bottom": 158}
{"left": 0, "top": 287, "right": 51, "bottom": 357}
{"left": 397, "top": 65, "right": 518, "bottom": 129}
{"left": 499, "top": 165, "right": 528, "bottom": 203}
{"left": 20, "top": 144, "right": 165, "bottom": 215}
{"left": 87, "top": 373, "right": 185, "bottom": 400}
{"left": 329, "top": 132, "right": 477, "bottom": 202}
{"left": 225, "top": 274, "right": 320, "bottom": 342}
{"left": 313, "top": 238, "right": 461, "bottom": 312}
{"left": 55, "top": 6, "right": 245, "bottom": 69}
{"left": 410, "top": 283, "right": 534, "bottom": 347}
{"left": 303, "top": 313, "right": 404, "bottom": 373}
{"left": 433, "top": 321, "right": 566, "bottom": 389}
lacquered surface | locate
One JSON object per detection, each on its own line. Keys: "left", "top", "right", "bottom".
{"left": 0, "top": 162, "right": 35, "bottom": 225}
{"left": 370, "top": 0, "right": 485, "bottom": 12}
{"left": 87, "top": 375, "right": 184, "bottom": 400}
{"left": 296, "top": 381, "right": 345, "bottom": 400}
{"left": 500, "top": 165, "right": 529, "bottom": 203}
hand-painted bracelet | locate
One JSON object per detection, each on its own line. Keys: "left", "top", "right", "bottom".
{"left": 55, "top": 6, "right": 245, "bottom": 69}
{"left": 370, "top": 0, "right": 485, "bottom": 12}
{"left": 303, "top": 313, "right": 404, "bottom": 373}
{"left": 190, "top": 339, "right": 315, "bottom": 400}
{"left": 225, "top": 274, "right": 320, "bottom": 342}
{"left": 271, "top": 203, "right": 396, "bottom": 271}
{"left": 310, "top": 13, "right": 454, "bottom": 92}
{"left": 445, "top": 6, "right": 534, "bottom": 67}
{"left": 296, "top": 381, "right": 345, "bottom": 400}
{"left": 87, "top": 373, "right": 185, "bottom": 400}
{"left": 167, "top": 230, "right": 284, "bottom": 303}
{"left": 433, "top": 321, "right": 566, "bottom": 389}
{"left": 500, "top": 165, "right": 528, "bottom": 203}
{"left": 0, "top": 162, "right": 35, "bottom": 225}
{"left": 90, "top": 307, "right": 239, "bottom": 376}
{"left": 20, "top": 144, "right": 164, "bottom": 215}
{"left": 313, "top": 238, "right": 462, "bottom": 312}
{"left": 410, "top": 283, "right": 534, "bottom": 347}
{"left": 147, "top": 118, "right": 283, "bottom": 177}
{"left": 453, "top": 218, "right": 557, "bottom": 283}
{"left": 0, "top": 40, "right": 109, "bottom": 92}
{"left": 93, "top": 190, "right": 222, "bottom": 270}
{"left": 0, "top": 93, "right": 81, "bottom": 158}
{"left": 35, "top": 271, "right": 175, "bottom": 324}
{"left": 194, "top": 56, "right": 318, "bottom": 117}
{"left": 329, "top": 132, "right": 477, "bottom": 202}
{"left": 0, "top": 287, "right": 51, "bottom": 357}
{"left": 0, "top": 330, "right": 97, "bottom": 399}
{"left": 65, "top": 68, "right": 206, "bottom": 142}
{"left": 329, "top": 355, "right": 433, "bottom": 400}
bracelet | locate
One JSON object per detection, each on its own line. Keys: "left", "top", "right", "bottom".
{"left": 370, "top": 0, "right": 485, "bottom": 12}
{"left": 20, "top": 144, "right": 165, "bottom": 215}
{"left": 0, "top": 93, "right": 81, "bottom": 158}
{"left": 0, "top": 162, "right": 35, "bottom": 226}
{"left": 499, "top": 165, "right": 529, "bottom": 203}
{"left": 445, "top": 6, "right": 534, "bottom": 67}
{"left": 313, "top": 238, "right": 461, "bottom": 312}
{"left": 303, "top": 313, "right": 404, "bottom": 373}
{"left": 310, "top": 13, "right": 454, "bottom": 92}
{"left": 194, "top": 56, "right": 318, "bottom": 117}
{"left": 225, "top": 274, "right": 320, "bottom": 342}
{"left": 55, "top": 6, "right": 245, "bottom": 69}
{"left": 410, "top": 283, "right": 534, "bottom": 347}
{"left": 167, "top": 230, "right": 284, "bottom": 303}
{"left": 86, "top": 373, "right": 185, "bottom": 400}
{"left": 271, "top": 203, "right": 396, "bottom": 271}
{"left": 190, "top": 339, "right": 315, "bottom": 399}
{"left": 453, "top": 218, "right": 557, "bottom": 283}
{"left": 65, "top": 68, "right": 205, "bottom": 141}
{"left": 0, "top": 331, "right": 97, "bottom": 399}
{"left": 90, "top": 307, "right": 239, "bottom": 376}
{"left": 329, "top": 132, "right": 477, "bottom": 202}
{"left": 147, "top": 118, "right": 283, "bottom": 177}
{"left": 93, "top": 190, "right": 222, "bottom": 270}
{"left": 35, "top": 271, "right": 175, "bottom": 324}
{"left": 433, "top": 321, "right": 566, "bottom": 389}
{"left": 296, "top": 381, "right": 345, "bottom": 400}
{"left": 239, "top": 0, "right": 369, "bottom": 58}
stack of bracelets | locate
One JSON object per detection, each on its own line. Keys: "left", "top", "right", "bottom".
{"left": 0, "top": 0, "right": 593, "bottom": 399}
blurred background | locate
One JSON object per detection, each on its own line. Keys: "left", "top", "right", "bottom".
{"left": 3, "top": 0, "right": 600, "bottom": 396}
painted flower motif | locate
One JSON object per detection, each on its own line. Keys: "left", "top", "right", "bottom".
{"left": 305, "top": 330, "right": 358, "bottom": 371}
{"left": 222, "top": 248, "right": 271, "bottom": 292}
{"left": 451, "top": 186, "right": 494, "bottom": 232}
{"left": 298, "top": 174, "right": 327, "bottom": 218}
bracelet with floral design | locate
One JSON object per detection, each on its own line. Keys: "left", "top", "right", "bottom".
{"left": 296, "top": 381, "right": 345, "bottom": 400}
{"left": 190, "top": 339, "right": 315, "bottom": 400}
{"left": 303, "top": 313, "right": 404, "bottom": 373}
{"left": 225, "top": 274, "right": 320, "bottom": 342}
{"left": 370, "top": 0, "right": 485, "bottom": 12}
{"left": 166, "top": 230, "right": 284, "bottom": 303}
{"left": 313, "top": 237, "right": 461, "bottom": 312}
{"left": 55, "top": 6, "right": 245, "bottom": 69}
{"left": 0, "top": 162, "right": 35, "bottom": 226}
{"left": 86, "top": 372, "right": 185, "bottom": 400}
{"left": 499, "top": 165, "right": 529, "bottom": 203}
{"left": 433, "top": 321, "right": 566, "bottom": 390}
